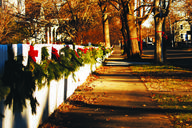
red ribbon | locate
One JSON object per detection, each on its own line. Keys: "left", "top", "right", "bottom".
{"left": 78, "top": 48, "right": 84, "bottom": 52}
{"left": 74, "top": 50, "right": 80, "bottom": 58}
{"left": 130, "top": 38, "right": 138, "bottom": 40}
{"left": 156, "top": 31, "right": 165, "bottom": 35}
{"left": 28, "top": 45, "right": 38, "bottom": 62}
{"left": 52, "top": 47, "right": 60, "bottom": 61}
{"left": 156, "top": 31, "right": 167, "bottom": 40}
{"left": 84, "top": 48, "right": 88, "bottom": 54}
{"left": 77, "top": 48, "right": 88, "bottom": 54}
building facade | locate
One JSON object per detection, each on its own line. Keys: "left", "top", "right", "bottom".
{"left": 174, "top": 20, "right": 191, "bottom": 43}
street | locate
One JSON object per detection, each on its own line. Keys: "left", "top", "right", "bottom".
{"left": 142, "top": 46, "right": 192, "bottom": 70}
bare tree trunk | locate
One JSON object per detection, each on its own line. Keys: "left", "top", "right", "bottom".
{"left": 154, "top": 0, "right": 171, "bottom": 64}
{"left": 120, "top": 0, "right": 140, "bottom": 58}
{"left": 154, "top": 16, "right": 164, "bottom": 63}
{"left": 138, "top": 22, "right": 142, "bottom": 55}
{"left": 127, "top": 14, "right": 140, "bottom": 58}
{"left": 121, "top": 22, "right": 128, "bottom": 54}
{"left": 104, "top": 14, "right": 111, "bottom": 48}
{"left": 120, "top": 9, "right": 130, "bottom": 56}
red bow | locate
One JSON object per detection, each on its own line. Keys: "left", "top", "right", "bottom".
{"left": 52, "top": 47, "right": 60, "bottom": 61}
{"left": 78, "top": 48, "right": 84, "bottom": 52}
{"left": 164, "top": 35, "right": 168, "bottom": 40}
{"left": 74, "top": 50, "right": 80, "bottom": 58}
{"left": 28, "top": 45, "right": 38, "bottom": 62}
{"left": 77, "top": 48, "right": 89, "bottom": 54}
{"left": 83, "top": 48, "right": 88, "bottom": 54}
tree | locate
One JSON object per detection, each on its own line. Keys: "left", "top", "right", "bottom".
{"left": 109, "top": 16, "right": 122, "bottom": 45}
{"left": 166, "top": 0, "right": 192, "bottom": 47}
{"left": 0, "top": 8, "right": 29, "bottom": 44}
{"left": 185, "top": 0, "right": 192, "bottom": 20}
{"left": 75, "top": 25, "right": 104, "bottom": 45}
{"left": 117, "top": 0, "right": 153, "bottom": 58}
{"left": 136, "top": 0, "right": 154, "bottom": 55}
{"left": 153, "top": 0, "right": 171, "bottom": 63}
{"left": 58, "top": 0, "right": 103, "bottom": 44}
{"left": 98, "top": 0, "right": 111, "bottom": 48}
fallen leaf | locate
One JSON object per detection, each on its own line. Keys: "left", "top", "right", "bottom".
{"left": 183, "top": 106, "right": 187, "bottom": 109}
{"left": 142, "top": 104, "right": 147, "bottom": 107}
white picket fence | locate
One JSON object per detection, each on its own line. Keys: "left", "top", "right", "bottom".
{"left": 0, "top": 44, "right": 110, "bottom": 128}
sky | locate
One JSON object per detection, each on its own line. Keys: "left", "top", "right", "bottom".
{"left": 142, "top": 15, "right": 153, "bottom": 28}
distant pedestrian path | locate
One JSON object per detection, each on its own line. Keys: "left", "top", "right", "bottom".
{"left": 105, "top": 46, "right": 150, "bottom": 66}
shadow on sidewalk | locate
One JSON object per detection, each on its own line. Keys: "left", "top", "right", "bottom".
{"left": 67, "top": 100, "right": 192, "bottom": 115}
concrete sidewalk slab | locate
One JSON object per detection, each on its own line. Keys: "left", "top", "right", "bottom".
{"left": 39, "top": 47, "right": 173, "bottom": 128}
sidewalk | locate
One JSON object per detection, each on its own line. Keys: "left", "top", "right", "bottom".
{"left": 39, "top": 47, "right": 172, "bottom": 128}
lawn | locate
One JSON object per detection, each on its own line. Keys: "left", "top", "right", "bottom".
{"left": 130, "top": 65, "right": 192, "bottom": 128}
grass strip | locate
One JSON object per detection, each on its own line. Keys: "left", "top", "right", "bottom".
{"left": 130, "top": 64, "right": 192, "bottom": 128}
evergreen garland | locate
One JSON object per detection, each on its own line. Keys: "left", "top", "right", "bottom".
{"left": 77, "top": 47, "right": 91, "bottom": 64}
{"left": 59, "top": 46, "right": 83, "bottom": 78}
{"left": 95, "top": 47, "right": 104, "bottom": 59}
{"left": 0, "top": 45, "right": 108, "bottom": 115}
{"left": 77, "top": 47, "right": 104, "bottom": 67}
{"left": 46, "top": 60, "right": 64, "bottom": 84}
{"left": 25, "top": 57, "right": 47, "bottom": 89}
{"left": 41, "top": 47, "right": 64, "bottom": 85}
{"left": 41, "top": 46, "right": 49, "bottom": 60}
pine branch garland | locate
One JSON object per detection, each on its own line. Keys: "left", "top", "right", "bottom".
{"left": 0, "top": 45, "right": 107, "bottom": 115}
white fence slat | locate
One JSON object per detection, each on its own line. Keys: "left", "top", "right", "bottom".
{"left": 52, "top": 44, "right": 65, "bottom": 53}
{"left": 49, "top": 80, "right": 58, "bottom": 115}
{"left": 0, "top": 45, "right": 8, "bottom": 76}
{"left": 12, "top": 44, "right": 17, "bottom": 60}
{"left": 22, "top": 44, "right": 30, "bottom": 66}
{"left": 56, "top": 76, "right": 65, "bottom": 107}
{"left": 2, "top": 105, "right": 14, "bottom": 128}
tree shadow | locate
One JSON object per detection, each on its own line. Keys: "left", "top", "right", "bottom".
{"left": 39, "top": 99, "right": 191, "bottom": 128}
{"left": 68, "top": 100, "right": 192, "bottom": 114}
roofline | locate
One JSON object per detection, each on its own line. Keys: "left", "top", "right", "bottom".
{"left": 174, "top": 18, "right": 192, "bottom": 23}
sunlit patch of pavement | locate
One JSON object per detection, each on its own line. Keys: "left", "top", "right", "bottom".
{"left": 105, "top": 61, "right": 150, "bottom": 66}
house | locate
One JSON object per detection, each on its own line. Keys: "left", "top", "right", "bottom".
{"left": 24, "top": 0, "right": 66, "bottom": 44}
{"left": 171, "top": 0, "right": 192, "bottom": 46}
{"left": 173, "top": 20, "right": 191, "bottom": 44}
